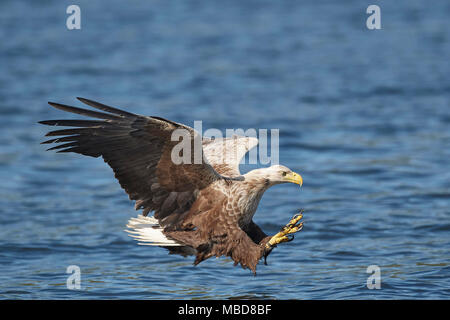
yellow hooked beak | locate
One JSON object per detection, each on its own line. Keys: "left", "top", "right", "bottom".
{"left": 284, "top": 171, "right": 303, "bottom": 187}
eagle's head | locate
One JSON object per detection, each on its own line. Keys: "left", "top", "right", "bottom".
{"left": 246, "top": 165, "right": 303, "bottom": 187}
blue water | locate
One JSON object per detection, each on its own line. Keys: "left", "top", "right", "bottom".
{"left": 1, "top": 0, "right": 449, "bottom": 299}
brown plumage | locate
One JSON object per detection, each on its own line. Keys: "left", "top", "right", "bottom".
{"left": 40, "top": 98, "right": 303, "bottom": 274}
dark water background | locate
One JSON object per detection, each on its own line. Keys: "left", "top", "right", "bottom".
{"left": 0, "top": 0, "right": 449, "bottom": 299}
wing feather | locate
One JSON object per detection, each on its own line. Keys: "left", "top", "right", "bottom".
{"left": 202, "top": 136, "right": 259, "bottom": 176}
{"left": 40, "top": 98, "right": 222, "bottom": 227}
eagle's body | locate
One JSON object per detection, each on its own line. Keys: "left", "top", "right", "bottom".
{"left": 40, "top": 98, "right": 303, "bottom": 274}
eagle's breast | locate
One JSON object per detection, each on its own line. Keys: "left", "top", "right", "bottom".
{"left": 212, "top": 180, "right": 267, "bottom": 228}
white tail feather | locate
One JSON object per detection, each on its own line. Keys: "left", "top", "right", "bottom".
{"left": 125, "top": 215, "right": 181, "bottom": 246}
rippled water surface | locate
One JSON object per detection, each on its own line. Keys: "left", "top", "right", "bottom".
{"left": 1, "top": 0, "right": 449, "bottom": 299}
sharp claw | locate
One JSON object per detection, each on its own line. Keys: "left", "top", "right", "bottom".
{"left": 266, "top": 211, "right": 305, "bottom": 248}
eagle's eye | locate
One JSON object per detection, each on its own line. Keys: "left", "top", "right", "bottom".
{"left": 282, "top": 171, "right": 287, "bottom": 176}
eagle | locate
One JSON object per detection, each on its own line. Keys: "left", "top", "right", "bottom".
{"left": 39, "top": 98, "right": 304, "bottom": 274}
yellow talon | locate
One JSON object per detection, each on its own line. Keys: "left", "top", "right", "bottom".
{"left": 266, "top": 211, "right": 304, "bottom": 248}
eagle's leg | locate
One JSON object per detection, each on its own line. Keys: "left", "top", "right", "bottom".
{"left": 262, "top": 211, "right": 303, "bottom": 264}
{"left": 265, "top": 210, "right": 303, "bottom": 252}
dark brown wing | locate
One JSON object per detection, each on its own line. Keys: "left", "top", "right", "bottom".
{"left": 39, "top": 97, "right": 223, "bottom": 227}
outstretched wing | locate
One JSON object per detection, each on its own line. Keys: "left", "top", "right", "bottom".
{"left": 39, "top": 97, "right": 223, "bottom": 227}
{"left": 202, "top": 136, "right": 259, "bottom": 177}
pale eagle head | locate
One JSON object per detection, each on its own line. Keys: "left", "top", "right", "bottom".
{"left": 245, "top": 165, "right": 303, "bottom": 187}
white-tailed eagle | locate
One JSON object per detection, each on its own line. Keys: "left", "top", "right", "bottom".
{"left": 39, "top": 98, "right": 304, "bottom": 274}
